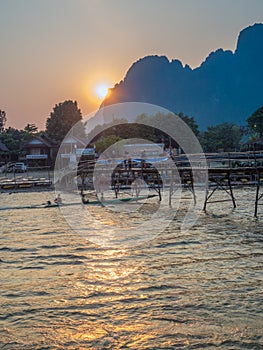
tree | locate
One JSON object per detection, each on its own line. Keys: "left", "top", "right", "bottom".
{"left": 87, "top": 117, "right": 158, "bottom": 145}
{"left": 0, "top": 127, "right": 30, "bottom": 159}
{"left": 45, "top": 100, "right": 84, "bottom": 142}
{"left": 93, "top": 135, "right": 122, "bottom": 155}
{"left": 24, "top": 123, "right": 38, "bottom": 134}
{"left": 87, "top": 111, "right": 200, "bottom": 151}
{"left": 201, "top": 123, "right": 243, "bottom": 152}
{"left": 247, "top": 106, "right": 263, "bottom": 137}
{"left": 178, "top": 112, "right": 199, "bottom": 136}
{"left": 0, "top": 110, "right": 7, "bottom": 133}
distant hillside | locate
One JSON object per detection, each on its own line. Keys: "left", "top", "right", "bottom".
{"left": 102, "top": 23, "right": 263, "bottom": 129}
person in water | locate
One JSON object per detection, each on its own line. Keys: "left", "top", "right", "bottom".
{"left": 54, "top": 194, "right": 62, "bottom": 205}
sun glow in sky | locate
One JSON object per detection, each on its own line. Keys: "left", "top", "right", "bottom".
{"left": 94, "top": 83, "right": 110, "bottom": 100}
{"left": 83, "top": 77, "right": 113, "bottom": 108}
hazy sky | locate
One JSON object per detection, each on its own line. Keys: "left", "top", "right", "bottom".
{"left": 1, "top": 0, "right": 263, "bottom": 129}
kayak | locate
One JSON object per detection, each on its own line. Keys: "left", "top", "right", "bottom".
{"left": 0, "top": 194, "right": 158, "bottom": 211}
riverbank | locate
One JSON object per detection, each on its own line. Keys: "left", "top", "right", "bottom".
{"left": 0, "top": 169, "right": 54, "bottom": 192}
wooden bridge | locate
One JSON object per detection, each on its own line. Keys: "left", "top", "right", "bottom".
{"left": 59, "top": 151, "right": 263, "bottom": 217}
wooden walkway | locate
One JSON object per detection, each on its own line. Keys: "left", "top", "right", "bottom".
{"left": 71, "top": 152, "right": 263, "bottom": 217}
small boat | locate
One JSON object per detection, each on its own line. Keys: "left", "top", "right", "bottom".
{"left": 1, "top": 183, "right": 16, "bottom": 190}
{"left": 18, "top": 183, "right": 34, "bottom": 189}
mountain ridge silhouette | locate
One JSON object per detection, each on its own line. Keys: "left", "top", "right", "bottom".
{"left": 102, "top": 23, "right": 263, "bottom": 129}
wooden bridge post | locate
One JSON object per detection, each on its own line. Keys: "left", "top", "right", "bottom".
{"left": 227, "top": 170, "right": 236, "bottom": 208}
{"left": 254, "top": 168, "right": 263, "bottom": 217}
{"left": 169, "top": 169, "right": 174, "bottom": 207}
{"left": 203, "top": 168, "right": 236, "bottom": 212}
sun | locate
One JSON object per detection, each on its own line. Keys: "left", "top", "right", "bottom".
{"left": 94, "top": 83, "right": 110, "bottom": 99}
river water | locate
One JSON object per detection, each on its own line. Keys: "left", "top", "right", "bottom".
{"left": 0, "top": 187, "right": 262, "bottom": 349}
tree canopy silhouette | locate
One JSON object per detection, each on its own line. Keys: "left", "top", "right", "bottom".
{"left": 45, "top": 100, "right": 83, "bottom": 142}
{"left": 24, "top": 123, "right": 38, "bottom": 134}
{"left": 247, "top": 106, "right": 263, "bottom": 137}
{"left": 200, "top": 123, "right": 243, "bottom": 152}
{"left": 0, "top": 110, "right": 7, "bottom": 133}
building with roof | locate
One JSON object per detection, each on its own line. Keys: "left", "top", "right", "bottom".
{"left": 57, "top": 134, "right": 95, "bottom": 169}
{"left": 23, "top": 134, "right": 57, "bottom": 167}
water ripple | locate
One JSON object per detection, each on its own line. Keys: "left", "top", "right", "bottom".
{"left": 0, "top": 190, "right": 263, "bottom": 349}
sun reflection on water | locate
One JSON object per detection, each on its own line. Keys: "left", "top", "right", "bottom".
{"left": 0, "top": 190, "right": 263, "bottom": 348}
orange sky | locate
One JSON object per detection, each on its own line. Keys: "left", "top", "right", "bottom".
{"left": 1, "top": 0, "right": 263, "bottom": 130}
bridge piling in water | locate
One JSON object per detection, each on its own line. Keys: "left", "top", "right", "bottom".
{"left": 74, "top": 151, "right": 263, "bottom": 217}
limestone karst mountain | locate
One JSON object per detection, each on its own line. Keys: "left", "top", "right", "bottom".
{"left": 101, "top": 23, "right": 263, "bottom": 129}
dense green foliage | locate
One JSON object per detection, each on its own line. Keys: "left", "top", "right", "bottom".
{"left": 88, "top": 112, "right": 201, "bottom": 153}
{"left": 45, "top": 100, "right": 84, "bottom": 142}
{"left": 1, "top": 102, "right": 262, "bottom": 158}
{"left": 247, "top": 106, "right": 263, "bottom": 137}
{"left": 88, "top": 117, "right": 158, "bottom": 147}
{"left": 0, "top": 110, "right": 7, "bottom": 133}
{"left": 0, "top": 127, "right": 31, "bottom": 159}
{"left": 24, "top": 123, "right": 38, "bottom": 134}
{"left": 200, "top": 123, "right": 243, "bottom": 152}
{"left": 178, "top": 112, "right": 200, "bottom": 136}
{"left": 93, "top": 135, "right": 122, "bottom": 155}
{"left": 0, "top": 123, "right": 42, "bottom": 160}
